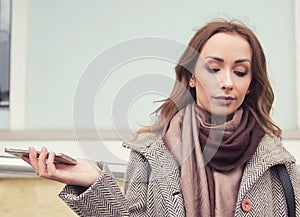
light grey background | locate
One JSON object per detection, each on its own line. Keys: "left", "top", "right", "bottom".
{"left": 0, "top": 0, "right": 296, "bottom": 131}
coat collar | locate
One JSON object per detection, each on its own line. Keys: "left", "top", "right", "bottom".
{"left": 123, "top": 133, "right": 295, "bottom": 166}
{"left": 123, "top": 133, "right": 295, "bottom": 208}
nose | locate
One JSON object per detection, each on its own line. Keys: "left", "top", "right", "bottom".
{"left": 220, "top": 72, "right": 233, "bottom": 90}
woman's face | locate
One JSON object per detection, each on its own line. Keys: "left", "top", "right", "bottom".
{"left": 191, "top": 32, "right": 252, "bottom": 119}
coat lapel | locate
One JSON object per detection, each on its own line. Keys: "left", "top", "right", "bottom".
{"left": 237, "top": 135, "right": 295, "bottom": 202}
{"left": 123, "top": 133, "right": 185, "bottom": 216}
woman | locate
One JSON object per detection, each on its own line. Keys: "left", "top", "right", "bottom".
{"left": 23, "top": 19, "right": 300, "bottom": 217}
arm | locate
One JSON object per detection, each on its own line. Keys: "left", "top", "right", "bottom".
{"left": 59, "top": 150, "right": 151, "bottom": 217}
{"left": 59, "top": 162, "right": 129, "bottom": 217}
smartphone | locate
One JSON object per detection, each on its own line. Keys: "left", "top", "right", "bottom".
{"left": 4, "top": 148, "right": 77, "bottom": 165}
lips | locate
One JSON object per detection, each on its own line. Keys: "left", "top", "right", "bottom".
{"left": 214, "top": 96, "right": 235, "bottom": 100}
{"left": 213, "top": 96, "right": 236, "bottom": 105}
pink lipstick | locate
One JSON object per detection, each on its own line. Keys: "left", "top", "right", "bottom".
{"left": 213, "top": 96, "right": 236, "bottom": 105}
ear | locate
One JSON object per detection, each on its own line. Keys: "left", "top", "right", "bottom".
{"left": 189, "top": 75, "right": 196, "bottom": 88}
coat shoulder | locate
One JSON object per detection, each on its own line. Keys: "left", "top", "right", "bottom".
{"left": 122, "top": 132, "right": 164, "bottom": 151}
{"left": 255, "top": 134, "right": 296, "bottom": 164}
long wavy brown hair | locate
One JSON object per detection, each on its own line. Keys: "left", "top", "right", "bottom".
{"left": 137, "top": 19, "right": 281, "bottom": 137}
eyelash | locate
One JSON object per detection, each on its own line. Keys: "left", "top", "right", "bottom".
{"left": 206, "top": 66, "right": 248, "bottom": 77}
{"left": 234, "top": 71, "right": 248, "bottom": 77}
{"left": 206, "top": 66, "right": 220, "bottom": 73}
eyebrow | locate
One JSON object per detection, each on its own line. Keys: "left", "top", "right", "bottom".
{"left": 205, "top": 56, "right": 251, "bottom": 63}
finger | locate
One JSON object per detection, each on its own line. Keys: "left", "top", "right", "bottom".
{"left": 38, "top": 147, "right": 48, "bottom": 177}
{"left": 21, "top": 156, "right": 30, "bottom": 164}
{"left": 47, "top": 151, "right": 56, "bottom": 175}
{"left": 28, "top": 147, "right": 39, "bottom": 174}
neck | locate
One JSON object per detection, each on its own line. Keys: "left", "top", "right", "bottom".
{"left": 212, "top": 113, "right": 234, "bottom": 125}
{"left": 195, "top": 105, "right": 236, "bottom": 126}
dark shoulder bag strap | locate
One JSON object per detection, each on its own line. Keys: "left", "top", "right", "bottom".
{"left": 275, "top": 164, "right": 296, "bottom": 217}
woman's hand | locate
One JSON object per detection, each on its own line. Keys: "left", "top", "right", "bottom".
{"left": 22, "top": 147, "right": 101, "bottom": 187}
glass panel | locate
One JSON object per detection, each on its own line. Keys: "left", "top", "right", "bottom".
{"left": 0, "top": 0, "right": 11, "bottom": 107}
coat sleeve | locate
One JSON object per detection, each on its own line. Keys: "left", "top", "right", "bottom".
{"left": 58, "top": 150, "right": 150, "bottom": 217}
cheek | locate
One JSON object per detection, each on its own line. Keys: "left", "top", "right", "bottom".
{"left": 195, "top": 84, "right": 209, "bottom": 100}
{"left": 237, "top": 79, "right": 252, "bottom": 95}
{"left": 194, "top": 73, "right": 222, "bottom": 107}
{"left": 195, "top": 73, "right": 219, "bottom": 92}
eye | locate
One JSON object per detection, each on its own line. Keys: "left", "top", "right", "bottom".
{"left": 234, "top": 70, "right": 248, "bottom": 77}
{"left": 206, "top": 66, "right": 220, "bottom": 73}
{"left": 234, "top": 65, "right": 248, "bottom": 77}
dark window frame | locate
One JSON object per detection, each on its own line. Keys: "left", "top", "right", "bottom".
{"left": 0, "top": 0, "right": 11, "bottom": 107}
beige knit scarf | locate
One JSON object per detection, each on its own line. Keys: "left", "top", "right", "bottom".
{"left": 162, "top": 103, "right": 265, "bottom": 217}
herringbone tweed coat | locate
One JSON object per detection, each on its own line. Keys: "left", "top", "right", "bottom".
{"left": 59, "top": 133, "right": 300, "bottom": 217}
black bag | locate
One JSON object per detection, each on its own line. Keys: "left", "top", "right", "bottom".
{"left": 274, "top": 164, "right": 296, "bottom": 217}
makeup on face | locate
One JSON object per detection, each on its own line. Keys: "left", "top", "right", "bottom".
{"left": 191, "top": 32, "right": 252, "bottom": 119}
